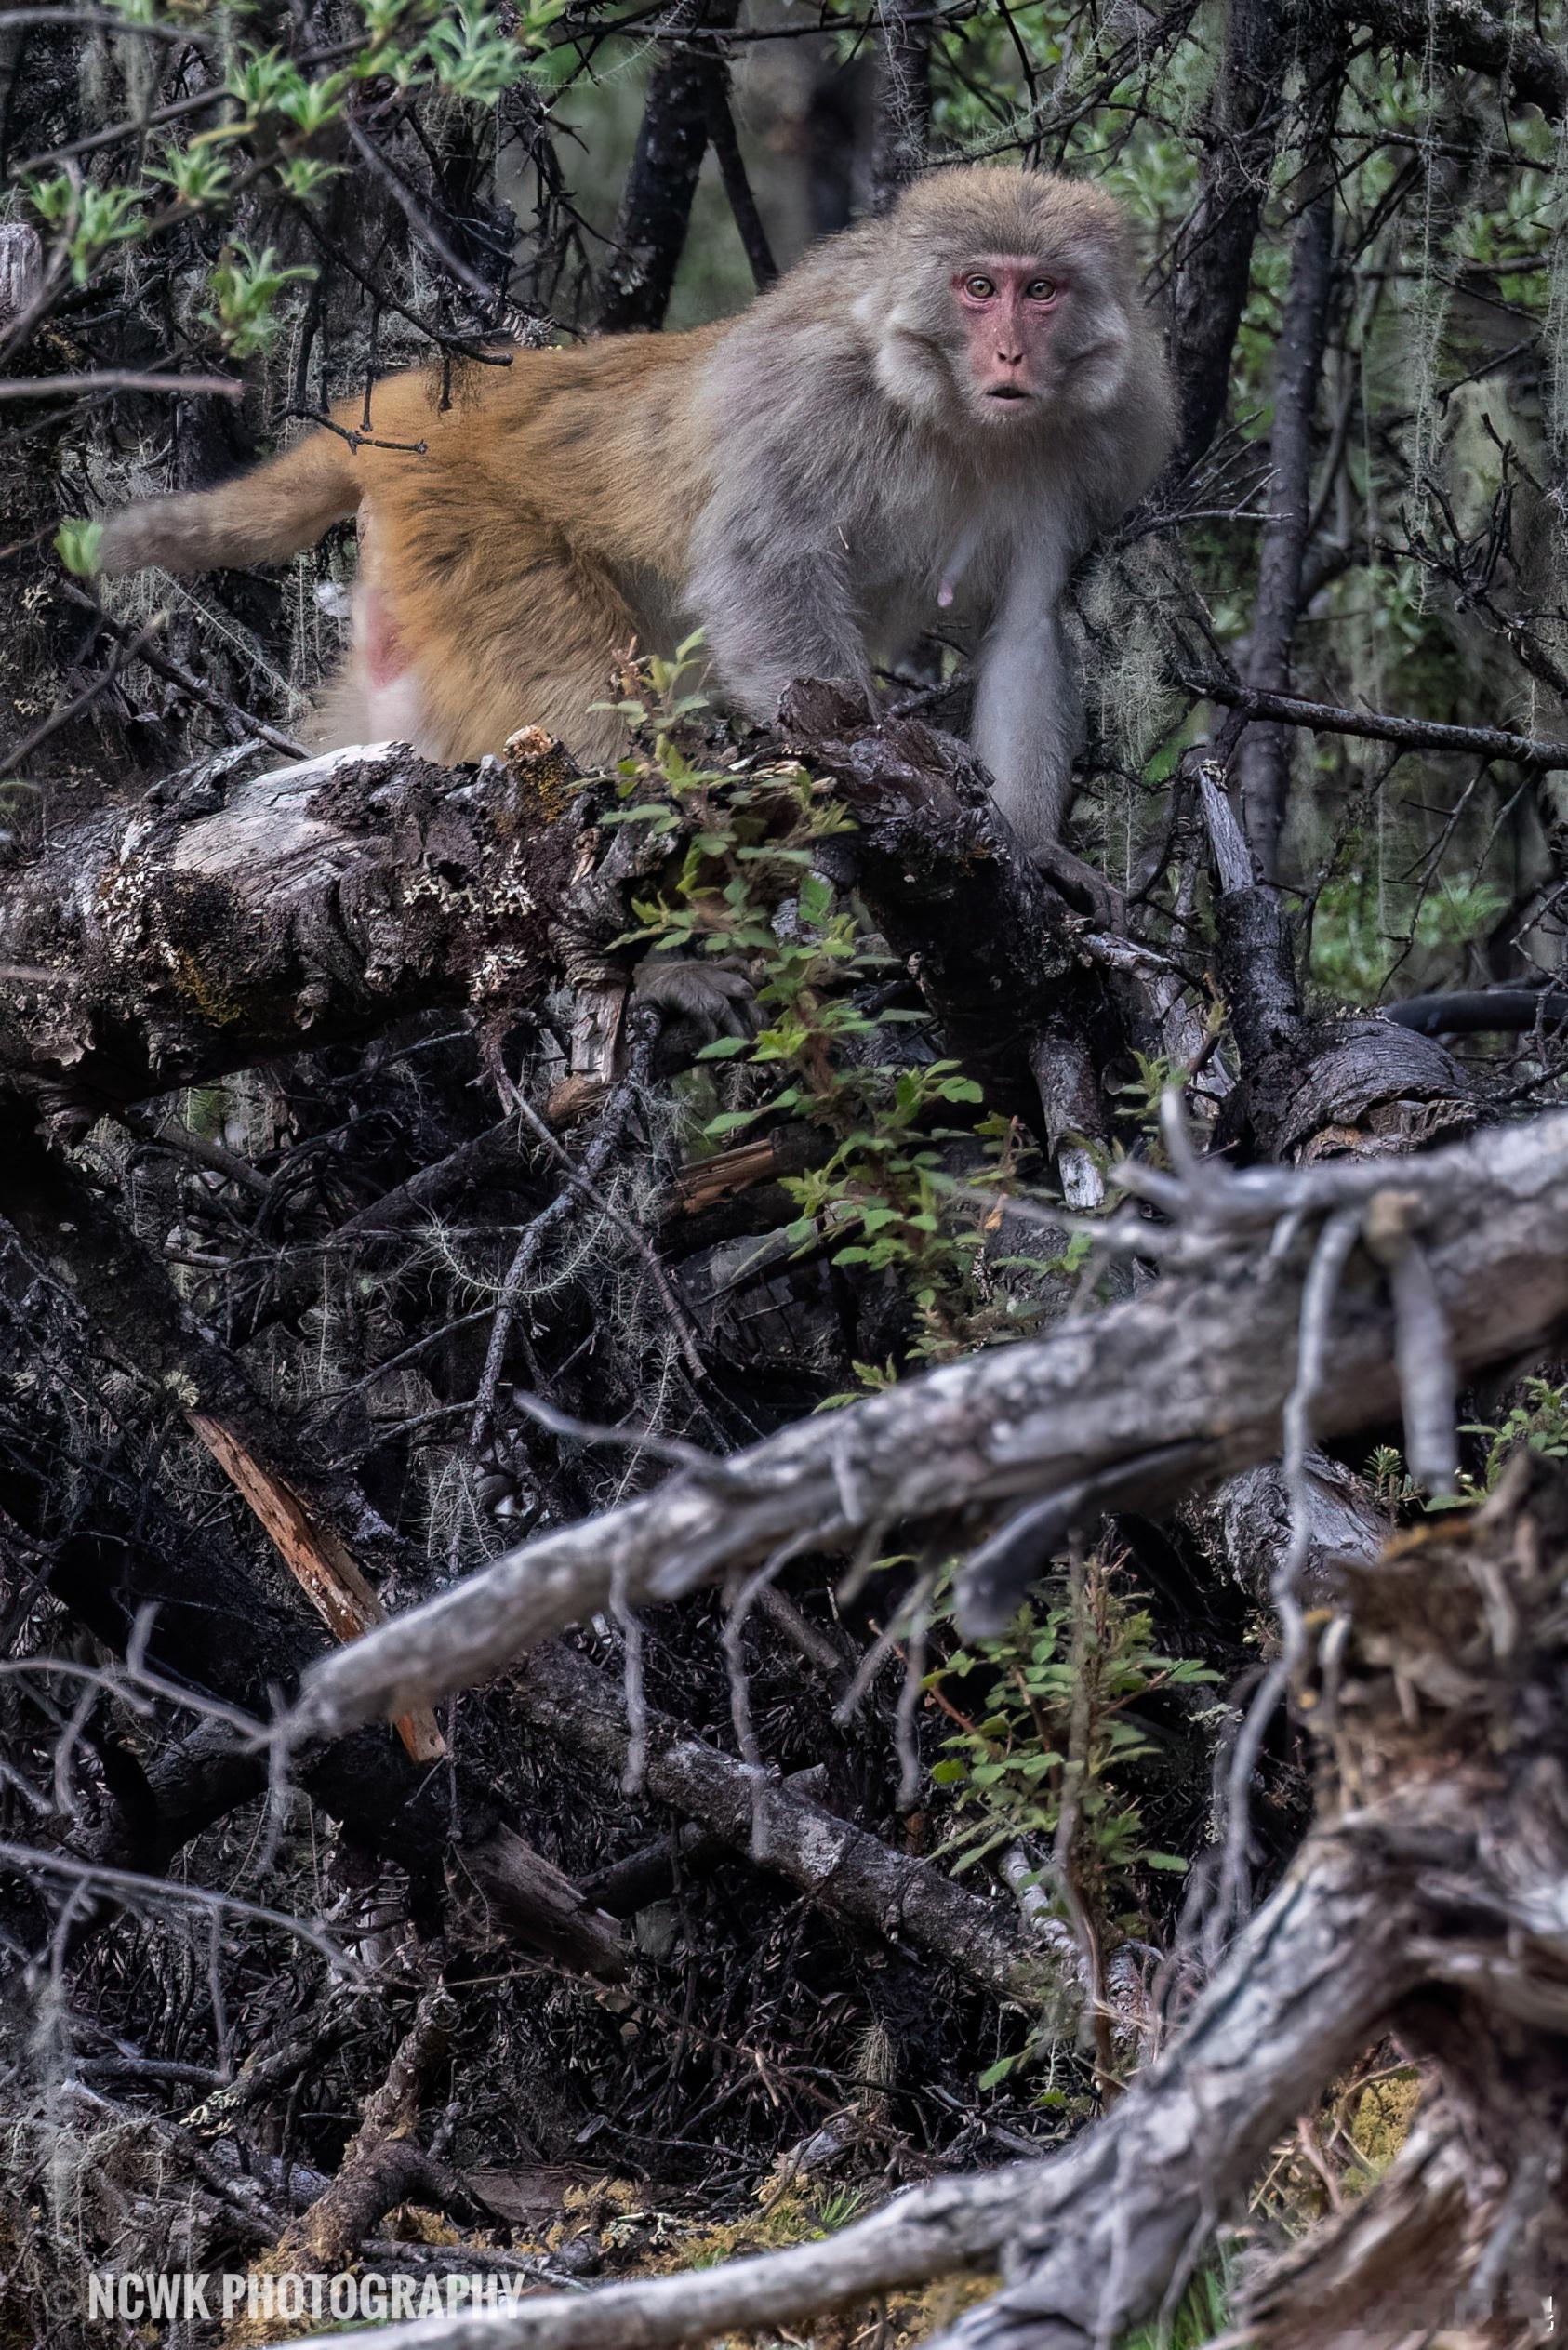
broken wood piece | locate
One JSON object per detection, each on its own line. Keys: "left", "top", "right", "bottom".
{"left": 187, "top": 1414, "right": 445, "bottom": 1764}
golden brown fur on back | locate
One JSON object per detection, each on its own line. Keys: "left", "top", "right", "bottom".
{"left": 99, "top": 325, "right": 724, "bottom": 763}
{"left": 339, "top": 330, "right": 719, "bottom": 757}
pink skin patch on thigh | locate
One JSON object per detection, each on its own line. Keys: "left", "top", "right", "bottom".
{"left": 355, "top": 583, "right": 425, "bottom": 743}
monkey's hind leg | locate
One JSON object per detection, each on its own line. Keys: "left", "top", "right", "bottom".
{"left": 411, "top": 553, "right": 651, "bottom": 766}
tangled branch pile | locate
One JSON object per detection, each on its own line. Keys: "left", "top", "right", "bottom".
{"left": 8, "top": 3, "right": 1568, "bottom": 2348}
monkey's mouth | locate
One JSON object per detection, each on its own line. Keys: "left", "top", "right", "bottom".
{"left": 985, "top": 386, "right": 1032, "bottom": 404}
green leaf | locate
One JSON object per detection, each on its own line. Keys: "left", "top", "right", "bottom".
{"left": 55, "top": 519, "right": 104, "bottom": 578}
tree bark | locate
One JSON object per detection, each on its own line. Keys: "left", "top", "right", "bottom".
{"left": 596, "top": 1, "right": 742, "bottom": 332}
{"left": 783, "top": 685, "right": 1091, "bottom": 1129}
{"left": 1236, "top": 151, "right": 1338, "bottom": 881}
{"left": 1336, "top": 0, "right": 1568, "bottom": 120}
{"left": 1164, "top": 0, "right": 1293, "bottom": 474}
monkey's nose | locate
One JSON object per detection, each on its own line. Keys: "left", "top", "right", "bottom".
{"left": 997, "top": 349, "right": 1024, "bottom": 368}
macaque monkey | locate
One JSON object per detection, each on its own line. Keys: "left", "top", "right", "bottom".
{"left": 97, "top": 166, "right": 1174, "bottom": 866}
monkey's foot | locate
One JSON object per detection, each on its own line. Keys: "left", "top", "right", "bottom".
{"left": 632, "top": 954, "right": 762, "bottom": 1047}
{"left": 1033, "top": 842, "right": 1123, "bottom": 934}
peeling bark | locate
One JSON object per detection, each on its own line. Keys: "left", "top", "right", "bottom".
{"left": 0, "top": 738, "right": 591, "bottom": 1127}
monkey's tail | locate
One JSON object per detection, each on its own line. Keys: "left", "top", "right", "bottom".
{"left": 95, "top": 429, "right": 360, "bottom": 576}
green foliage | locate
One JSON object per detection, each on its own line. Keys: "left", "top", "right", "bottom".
{"left": 201, "top": 240, "right": 317, "bottom": 358}
{"left": 1309, "top": 868, "right": 1508, "bottom": 1005}
{"left": 273, "top": 156, "right": 344, "bottom": 207}
{"left": 225, "top": 45, "right": 325, "bottom": 124}
{"left": 1464, "top": 1377, "right": 1568, "bottom": 1491}
{"left": 25, "top": 175, "right": 144, "bottom": 285}
{"left": 926, "top": 1562, "right": 1214, "bottom": 1897}
{"left": 1109, "top": 1020, "right": 1223, "bottom": 1153}
{"left": 1118, "top": 2263, "right": 1231, "bottom": 2350}
{"left": 19, "top": 0, "right": 539, "bottom": 365}
{"left": 811, "top": 2186, "right": 867, "bottom": 2232}
{"left": 603, "top": 648, "right": 1052, "bottom": 1371}
{"left": 1365, "top": 1378, "right": 1568, "bottom": 1514}
{"left": 923, "top": 1551, "right": 1215, "bottom": 2100}
{"left": 420, "top": 4, "right": 536, "bottom": 100}
{"left": 146, "top": 143, "right": 233, "bottom": 210}
{"left": 1366, "top": 1441, "right": 1417, "bottom": 1514}
{"left": 53, "top": 520, "right": 104, "bottom": 579}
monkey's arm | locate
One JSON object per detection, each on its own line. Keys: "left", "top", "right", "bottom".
{"left": 686, "top": 489, "right": 877, "bottom": 725}
{"left": 970, "top": 541, "right": 1081, "bottom": 861}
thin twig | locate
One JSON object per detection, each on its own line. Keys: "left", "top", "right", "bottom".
{"left": 0, "top": 370, "right": 240, "bottom": 401}
{"left": 1176, "top": 663, "right": 1568, "bottom": 769}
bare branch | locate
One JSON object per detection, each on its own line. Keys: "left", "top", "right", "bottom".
{"left": 284, "top": 1108, "right": 1568, "bottom": 1744}
{"left": 1177, "top": 665, "right": 1568, "bottom": 769}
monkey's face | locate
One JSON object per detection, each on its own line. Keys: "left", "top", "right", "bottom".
{"left": 949, "top": 256, "right": 1072, "bottom": 425}
{"left": 870, "top": 171, "right": 1139, "bottom": 438}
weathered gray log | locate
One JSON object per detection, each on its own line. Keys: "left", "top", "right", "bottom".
{"left": 1195, "top": 1450, "right": 1389, "bottom": 1607}
{"left": 0, "top": 737, "right": 592, "bottom": 1126}
{"left": 517, "top": 1644, "right": 1074, "bottom": 2010}
{"left": 286, "top": 1106, "right": 1568, "bottom": 1742}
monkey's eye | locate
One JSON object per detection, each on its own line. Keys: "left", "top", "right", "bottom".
{"left": 1026, "top": 277, "right": 1060, "bottom": 301}
{"left": 963, "top": 273, "right": 996, "bottom": 299}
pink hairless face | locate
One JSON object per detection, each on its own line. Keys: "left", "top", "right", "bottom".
{"left": 951, "top": 255, "right": 1067, "bottom": 417}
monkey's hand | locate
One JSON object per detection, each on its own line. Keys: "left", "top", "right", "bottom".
{"left": 632, "top": 954, "right": 762, "bottom": 1047}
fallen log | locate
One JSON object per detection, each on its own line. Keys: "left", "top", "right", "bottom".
{"left": 268, "top": 1988, "right": 503, "bottom": 2275}
{"left": 285, "top": 1104, "right": 1568, "bottom": 1741}
{"left": 516, "top": 1643, "right": 1078, "bottom": 2010}
{"left": 0, "top": 736, "right": 594, "bottom": 1128}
